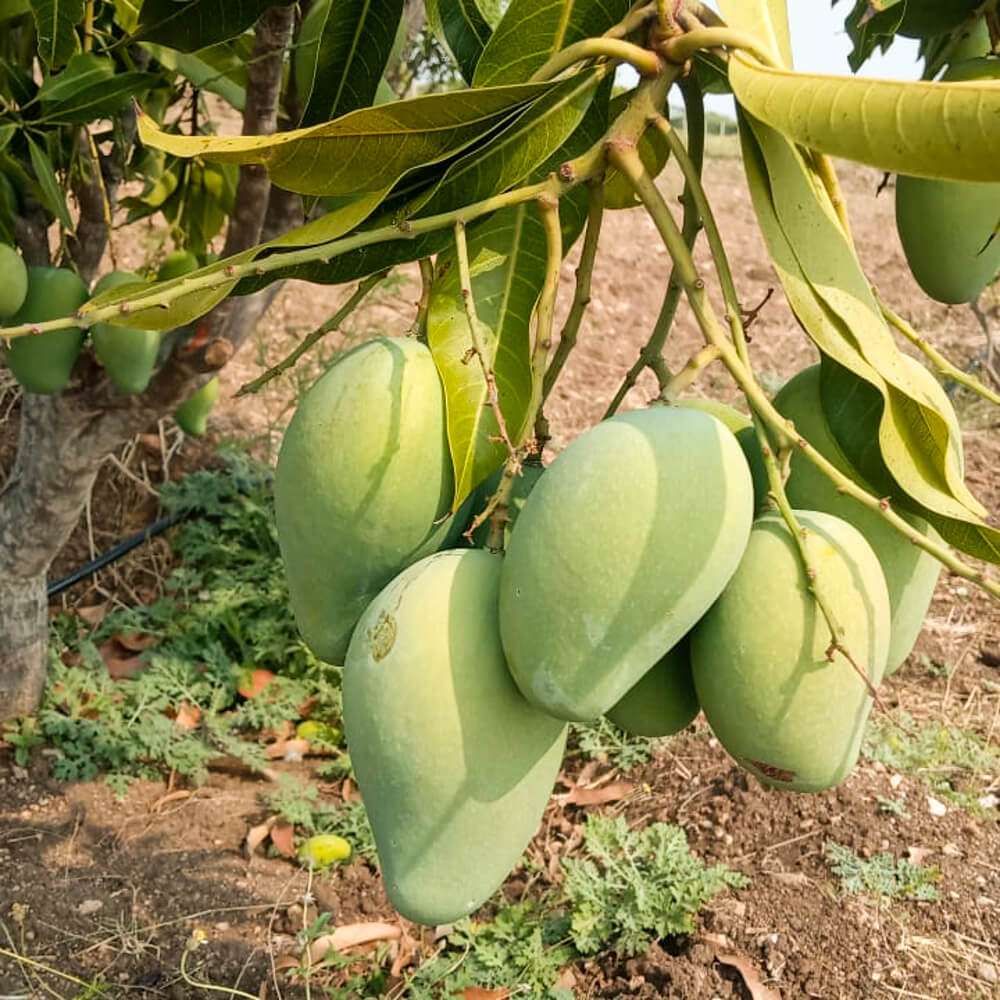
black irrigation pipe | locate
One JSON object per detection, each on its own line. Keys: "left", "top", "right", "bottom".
{"left": 47, "top": 510, "right": 189, "bottom": 598}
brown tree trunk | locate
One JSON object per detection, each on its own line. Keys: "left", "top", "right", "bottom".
{"left": 0, "top": 5, "right": 298, "bottom": 724}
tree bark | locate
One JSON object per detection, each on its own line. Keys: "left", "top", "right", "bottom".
{"left": 0, "top": 5, "right": 297, "bottom": 723}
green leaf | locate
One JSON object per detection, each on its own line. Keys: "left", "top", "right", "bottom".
{"left": 142, "top": 40, "right": 249, "bottom": 110}
{"left": 300, "top": 0, "right": 404, "bottom": 127}
{"left": 426, "top": 0, "right": 493, "bottom": 84}
{"left": 737, "top": 111, "right": 999, "bottom": 562}
{"left": 38, "top": 52, "right": 157, "bottom": 123}
{"left": 26, "top": 135, "right": 72, "bottom": 230}
{"left": 0, "top": 0, "right": 31, "bottom": 20}
{"left": 30, "top": 0, "right": 85, "bottom": 68}
{"left": 136, "top": 80, "right": 559, "bottom": 196}
{"left": 162, "top": 159, "right": 238, "bottom": 255}
{"left": 132, "top": 0, "right": 290, "bottom": 52}
{"left": 0, "top": 124, "right": 16, "bottom": 152}
{"left": 729, "top": 51, "right": 1000, "bottom": 182}
{"left": 473, "top": 0, "right": 632, "bottom": 86}
{"left": 717, "top": 0, "right": 793, "bottom": 68}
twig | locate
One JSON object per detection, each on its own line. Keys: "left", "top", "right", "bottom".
{"left": 234, "top": 270, "right": 389, "bottom": 397}
{"left": 180, "top": 932, "right": 260, "bottom": 1000}
{"left": 412, "top": 257, "right": 434, "bottom": 341}
{"left": 661, "top": 344, "right": 721, "bottom": 401}
{"left": 528, "top": 196, "right": 563, "bottom": 443}
{"left": 878, "top": 295, "right": 1000, "bottom": 405}
{"left": 453, "top": 220, "right": 517, "bottom": 459}
{"left": 659, "top": 26, "right": 777, "bottom": 67}
{"left": 529, "top": 38, "right": 662, "bottom": 83}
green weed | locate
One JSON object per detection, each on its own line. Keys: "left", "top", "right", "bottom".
{"left": 824, "top": 841, "right": 940, "bottom": 901}
{"left": 572, "top": 717, "right": 654, "bottom": 771}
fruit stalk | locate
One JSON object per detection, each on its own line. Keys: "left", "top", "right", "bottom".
{"left": 609, "top": 142, "right": 1000, "bottom": 602}
{"left": 234, "top": 269, "right": 390, "bottom": 397}
{"left": 528, "top": 195, "right": 563, "bottom": 444}
{"left": 529, "top": 38, "right": 663, "bottom": 83}
{"left": 412, "top": 257, "right": 435, "bottom": 341}
{"left": 660, "top": 26, "right": 777, "bottom": 67}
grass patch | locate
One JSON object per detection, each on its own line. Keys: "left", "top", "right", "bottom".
{"left": 824, "top": 841, "right": 940, "bottom": 902}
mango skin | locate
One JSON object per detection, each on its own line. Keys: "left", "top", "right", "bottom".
{"left": 275, "top": 337, "right": 453, "bottom": 664}
{"left": 175, "top": 376, "right": 219, "bottom": 436}
{"left": 499, "top": 406, "right": 754, "bottom": 722}
{"left": 0, "top": 244, "right": 28, "bottom": 317}
{"left": 692, "top": 510, "right": 890, "bottom": 793}
{"left": 677, "top": 397, "right": 751, "bottom": 434}
{"left": 344, "top": 549, "right": 567, "bottom": 926}
{"left": 895, "top": 58, "right": 1000, "bottom": 304}
{"left": 606, "top": 639, "right": 699, "bottom": 738}
{"left": 769, "top": 362, "right": 948, "bottom": 675}
{"left": 91, "top": 271, "right": 161, "bottom": 394}
{"left": 6, "top": 267, "right": 89, "bottom": 394}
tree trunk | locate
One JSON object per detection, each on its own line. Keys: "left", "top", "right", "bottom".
{"left": 0, "top": 573, "right": 47, "bottom": 719}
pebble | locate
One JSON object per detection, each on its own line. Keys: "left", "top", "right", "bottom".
{"left": 978, "top": 963, "right": 998, "bottom": 985}
{"left": 77, "top": 899, "right": 103, "bottom": 916}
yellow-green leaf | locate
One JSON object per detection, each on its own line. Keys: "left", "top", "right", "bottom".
{"left": 717, "top": 0, "right": 792, "bottom": 68}
{"left": 136, "top": 80, "right": 556, "bottom": 196}
{"left": 729, "top": 51, "right": 1000, "bottom": 182}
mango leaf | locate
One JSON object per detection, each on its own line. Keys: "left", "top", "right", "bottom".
{"left": 839, "top": 0, "right": 905, "bottom": 72}
{"left": 473, "top": 0, "right": 632, "bottom": 86}
{"left": 426, "top": 0, "right": 494, "bottom": 84}
{"left": 136, "top": 80, "right": 558, "bottom": 196}
{"left": 30, "top": 0, "right": 85, "bottom": 68}
{"left": 82, "top": 189, "right": 386, "bottom": 331}
{"left": 410, "top": 67, "right": 603, "bottom": 219}
{"left": 738, "top": 111, "right": 999, "bottom": 562}
{"left": 717, "top": 0, "right": 793, "bottom": 68}
{"left": 729, "top": 51, "right": 1000, "bottom": 182}
{"left": 26, "top": 135, "right": 72, "bottom": 230}
{"left": 300, "top": 0, "right": 404, "bottom": 127}
{"left": 0, "top": 0, "right": 31, "bottom": 19}
{"left": 132, "top": 0, "right": 291, "bottom": 52}
{"left": 38, "top": 52, "right": 157, "bottom": 123}
{"left": 142, "top": 40, "right": 249, "bottom": 110}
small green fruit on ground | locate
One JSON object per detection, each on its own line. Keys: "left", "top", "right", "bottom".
{"left": 174, "top": 377, "right": 219, "bottom": 436}
{"left": 156, "top": 249, "right": 200, "bottom": 281}
{"left": 298, "top": 834, "right": 351, "bottom": 868}
{"left": 0, "top": 243, "right": 28, "bottom": 318}
{"left": 91, "top": 271, "right": 161, "bottom": 394}
{"left": 692, "top": 510, "right": 891, "bottom": 793}
{"left": 274, "top": 337, "right": 453, "bottom": 664}
{"left": 895, "top": 58, "right": 1000, "bottom": 304}
{"left": 6, "top": 267, "right": 89, "bottom": 394}
{"left": 771, "top": 361, "right": 951, "bottom": 674}
{"left": 344, "top": 549, "right": 566, "bottom": 926}
{"left": 499, "top": 405, "right": 753, "bottom": 722}
{"left": 296, "top": 720, "right": 342, "bottom": 745}
{"left": 606, "top": 639, "right": 699, "bottom": 738}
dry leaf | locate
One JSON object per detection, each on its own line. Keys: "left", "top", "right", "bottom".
{"left": 174, "top": 702, "right": 202, "bottom": 731}
{"left": 560, "top": 780, "right": 636, "bottom": 807}
{"left": 265, "top": 738, "right": 310, "bottom": 760}
{"left": 246, "top": 816, "right": 277, "bottom": 857}
{"left": 766, "top": 871, "right": 810, "bottom": 887}
{"left": 710, "top": 945, "right": 781, "bottom": 1000}
{"left": 556, "top": 968, "right": 577, "bottom": 990}
{"left": 907, "top": 846, "right": 933, "bottom": 865}
{"left": 238, "top": 668, "right": 276, "bottom": 699}
{"left": 98, "top": 640, "right": 145, "bottom": 679}
{"left": 76, "top": 604, "right": 108, "bottom": 627}
{"left": 270, "top": 822, "right": 296, "bottom": 858}
{"left": 308, "top": 921, "right": 401, "bottom": 963}
{"left": 151, "top": 789, "right": 193, "bottom": 813}
{"left": 115, "top": 631, "right": 157, "bottom": 652}
{"left": 457, "top": 989, "right": 511, "bottom": 1000}
{"left": 342, "top": 778, "right": 361, "bottom": 802}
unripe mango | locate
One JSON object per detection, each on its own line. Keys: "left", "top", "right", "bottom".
{"left": 895, "top": 58, "right": 1000, "bottom": 304}
{"left": 275, "top": 337, "right": 453, "bottom": 664}
{"left": 91, "top": 271, "right": 161, "bottom": 394}
{"left": 692, "top": 511, "right": 891, "bottom": 793}
{"left": 175, "top": 377, "right": 219, "bottom": 436}
{"left": 606, "top": 639, "right": 699, "bottom": 738}
{"left": 344, "top": 550, "right": 567, "bottom": 926}
{"left": 768, "top": 362, "right": 951, "bottom": 674}
{"left": 0, "top": 243, "right": 28, "bottom": 317}
{"left": 676, "top": 397, "right": 751, "bottom": 434}
{"left": 6, "top": 267, "right": 88, "bottom": 394}
{"left": 298, "top": 833, "right": 351, "bottom": 868}
{"left": 499, "top": 405, "right": 753, "bottom": 722}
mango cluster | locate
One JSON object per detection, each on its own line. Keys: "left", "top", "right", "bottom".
{"left": 0, "top": 245, "right": 217, "bottom": 432}
{"left": 275, "top": 336, "right": 956, "bottom": 927}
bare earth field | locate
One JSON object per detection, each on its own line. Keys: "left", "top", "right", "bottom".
{"left": 1, "top": 156, "right": 998, "bottom": 999}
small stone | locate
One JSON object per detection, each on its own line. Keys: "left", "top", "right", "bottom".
{"left": 926, "top": 795, "right": 947, "bottom": 817}
{"left": 889, "top": 774, "right": 903, "bottom": 790}
{"left": 977, "top": 963, "right": 998, "bottom": 985}
{"left": 77, "top": 899, "right": 103, "bottom": 916}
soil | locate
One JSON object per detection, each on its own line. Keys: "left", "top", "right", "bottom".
{"left": 1, "top": 157, "right": 999, "bottom": 999}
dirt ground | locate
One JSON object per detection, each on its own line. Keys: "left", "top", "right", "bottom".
{"left": 1, "top": 156, "right": 999, "bottom": 999}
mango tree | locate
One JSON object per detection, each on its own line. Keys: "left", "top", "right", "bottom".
{"left": 0, "top": 0, "right": 998, "bottom": 925}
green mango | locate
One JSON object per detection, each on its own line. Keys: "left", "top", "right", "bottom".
{"left": 606, "top": 639, "right": 699, "bottom": 738}
{"left": 344, "top": 549, "right": 567, "bottom": 926}
{"left": 770, "top": 362, "right": 953, "bottom": 674}
{"left": 676, "top": 397, "right": 751, "bottom": 434}
{"left": 6, "top": 267, "right": 88, "bottom": 394}
{"left": 174, "top": 376, "right": 219, "bottom": 435}
{"left": 895, "top": 58, "right": 1000, "bottom": 304}
{"left": 0, "top": 243, "right": 28, "bottom": 318}
{"left": 947, "top": 17, "right": 991, "bottom": 63}
{"left": 896, "top": 0, "right": 979, "bottom": 38}
{"left": 470, "top": 460, "right": 545, "bottom": 548}
{"left": 91, "top": 271, "right": 161, "bottom": 394}
{"left": 499, "top": 405, "right": 754, "bottom": 722}
{"left": 274, "top": 337, "right": 453, "bottom": 664}
{"left": 691, "top": 510, "right": 891, "bottom": 793}
{"left": 156, "top": 249, "right": 200, "bottom": 281}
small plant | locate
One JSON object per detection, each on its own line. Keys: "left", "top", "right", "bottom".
{"left": 876, "top": 795, "right": 909, "bottom": 818}
{"left": 824, "top": 842, "right": 940, "bottom": 902}
{"left": 573, "top": 717, "right": 655, "bottom": 772}
{"left": 562, "top": 814, "right": 748, "bottom": 957}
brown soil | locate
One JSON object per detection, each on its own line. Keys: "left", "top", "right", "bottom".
{"left": 2, "top": 158, "right": 999, "bottom": 999}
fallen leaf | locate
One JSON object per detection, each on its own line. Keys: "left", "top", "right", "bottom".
{"left": 560, "top": 780, "right": 636, "bottom": 807}
{"left": 174, "top": 702, "right": 202, "bottom": 731}
{"left": 711, "top": 948, "right": 781, "bottom": 1000}
{"left": 151, "top": 789, "right": 193, "bottom": 813}
{"left": 116, "top": 631, "right": 157, "bottom": 652}
{"left": 766, "top": 871, "right": 810, "bottom": 887}
{"left": 390, "top": 926, "right": 418, "bottom": 978}
{"left": 308, "top": 922, "right": 401, "bottom": 963}
{"left": 342, "top": 778, "right": 361, "bottom": 803}
{"left": 265, "top": 738, "right": 310, "bottom": 760}
{"left": 246, "top": 817, "right": 276, "bottom": 857}
{"left": 556, "top": 968, "right": 577, "bottom": 990}
{"left": 907, "top": 846, "right": 933, "bottom": 865}
{"left": 238, "top": 668, "right": 276, "bottom": 699}
{"left": 98, "top": 640, "right": 145, "bottom": 679}
{"left": 77, "top": 899, "right": 103, "bottom": 916}
{"left": 270, "top": 822, "right": 296, "bottom": 859}
{"left": 138, "top": 433, "right": 163, "bottom": 453}
{"left": 76, "top": 604, "right": 108, "bottom": 627}
{"left": 457, "top": 989, "right": 511, "bottom": 1000}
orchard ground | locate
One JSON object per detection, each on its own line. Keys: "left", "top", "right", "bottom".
{"left": 1, "top": 154, "right": 998, "bottom": 999}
